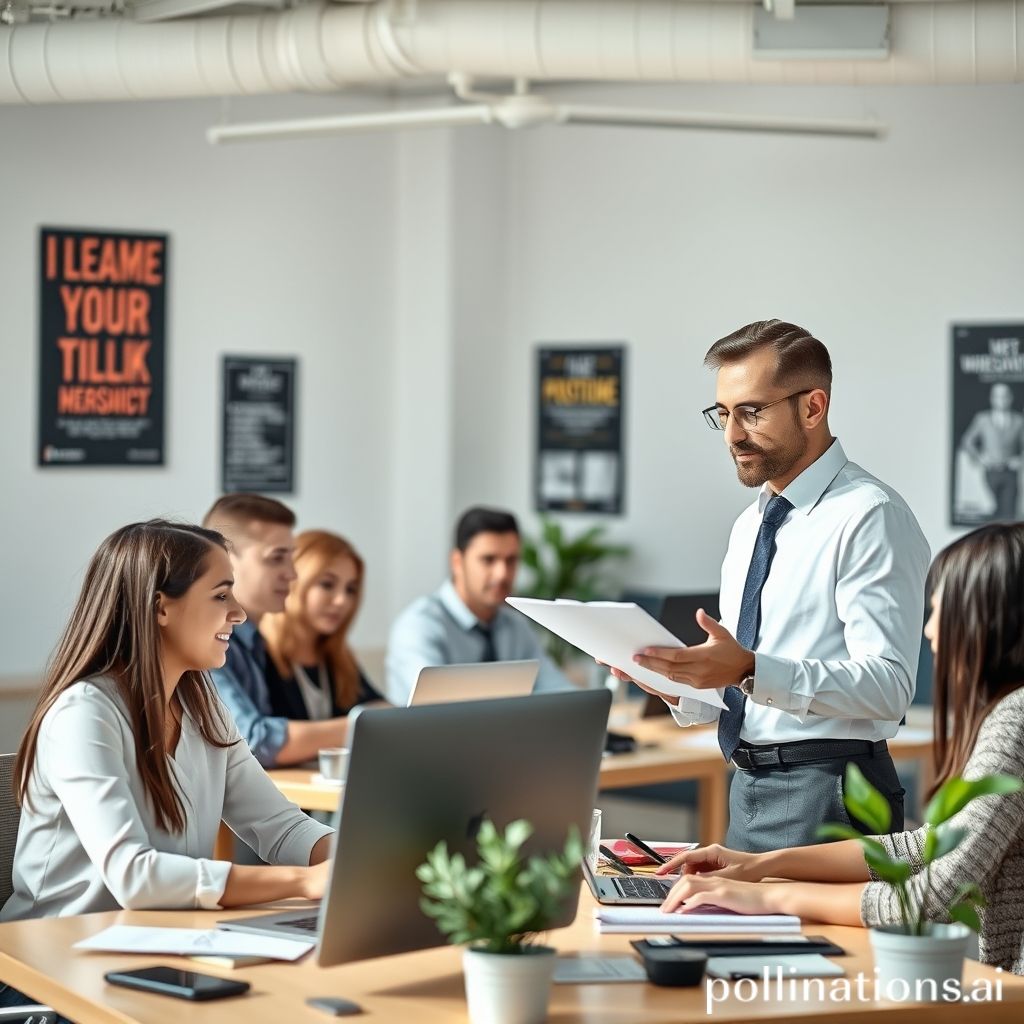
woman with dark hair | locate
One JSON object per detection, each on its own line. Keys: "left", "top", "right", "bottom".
{"left": 261, "top": 530, "right": 385, "bottom": 726}
{"left": 1, "top": 520, "right": 333, "bottom": 922}
{"left": 655, "top": 523, "right": 1024, "bottom": 974}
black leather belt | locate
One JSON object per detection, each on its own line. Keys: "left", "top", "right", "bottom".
{"left": 731, "top": 739, "right": 889, "bottom": 772}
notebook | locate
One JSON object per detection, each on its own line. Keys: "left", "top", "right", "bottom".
{"left": 595, "top": 905, "right": 801, "bottom": 935}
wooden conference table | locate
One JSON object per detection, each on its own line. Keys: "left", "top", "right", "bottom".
{"left": 265, "top": 716, "right": 936, "bottom": 848}
{"left": 0, "top": 888, "right": 1019, "bottom": 1024}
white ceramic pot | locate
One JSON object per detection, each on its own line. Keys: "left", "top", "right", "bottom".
{"left": 869, "top": 923, "right": 970, "bottom": 1002}
{"left": 462, "top": 946, "right": 556, "bottom": 1024}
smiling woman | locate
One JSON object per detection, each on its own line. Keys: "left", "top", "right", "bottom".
{"left": 0, "top": 519, "right": 334, "bottom": 926}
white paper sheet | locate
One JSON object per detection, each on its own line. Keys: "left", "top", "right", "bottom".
{"left": 594, "top": 907, "right": 800, "bottom": 935}
{"left": 74, "top": 925, "right": 314, "bottom": 961}
{"left": 506, "top": 598, "right": 726, "bottom": 709}
{"left": 553, "top": 955, "right": 647, "bottom": 983}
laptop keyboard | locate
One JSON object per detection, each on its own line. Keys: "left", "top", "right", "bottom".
{"left": 285, "top": 915, "right": 320, "bottom": 932}
{"left": 613, "top": 876, "right": 671, "bottom": 900}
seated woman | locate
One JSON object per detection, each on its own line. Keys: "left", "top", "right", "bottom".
{"left": 1, "top": 520, "right": 333, "bottom": 923}
{"left": 656, "top": 522, "right": 1024, "bottom": 974}
{"left": 261, "top": 530, "right": 386, "bottom": 730}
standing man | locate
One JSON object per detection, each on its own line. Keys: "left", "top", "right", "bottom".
{"left": 385, "top": 506, "right": 573, "bottom": 705}
{"left": 961, "top": 382, "right": 1024, "bottom": 520}
{"left": 622, "top": 320, "right": 929, "bottom": 852}
{"left": 204, "top": 494, "right": 354, "bottom": 767}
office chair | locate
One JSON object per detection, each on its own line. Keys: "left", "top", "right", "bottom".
{"left": 0, "top": 754, "right": 56, "bottom": 1024}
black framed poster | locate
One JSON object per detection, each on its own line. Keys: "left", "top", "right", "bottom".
{"left": 951, "top": 323, "right": 1024, "bottom": 525}
{"left": 38, "top": 227, "right": 167, "bottom": 466}
{"left": 221, "top": 356, "right": 297, "bottom": 494}
{"left": 535, "top": 344, "right": 625, "bottom": 514}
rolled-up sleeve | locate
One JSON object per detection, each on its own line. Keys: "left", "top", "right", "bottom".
{"left": 42, "top": 696, "right": 232, "bottom": 910}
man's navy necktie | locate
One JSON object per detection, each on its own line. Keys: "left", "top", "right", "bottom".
{"left": 475, "top": 623, "right": 497, "bottom": 663}
{"left": 717, "top": 493, "right": 793, "bottom": 761}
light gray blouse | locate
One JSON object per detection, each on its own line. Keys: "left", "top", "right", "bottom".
{"left": 1, "top": 677, "right": 333, "bottom": 919}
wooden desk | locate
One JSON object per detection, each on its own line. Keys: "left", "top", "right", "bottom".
{"left": 261, "top": 717, "right": 934, "bottom": 849}
{"left": 0, "top": 890, "right": 1018, "bottom": 1024}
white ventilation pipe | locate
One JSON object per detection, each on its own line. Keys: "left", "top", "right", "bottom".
{"left": 1, "top": 0, "right": 1023, "bottom": 104}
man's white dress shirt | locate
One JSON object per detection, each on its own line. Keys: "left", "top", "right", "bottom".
{"left": 1, "top": 677, "right": 332, "bottom": 919}
{"left": 672, "top": 440, "right": 930, "bottom": 745}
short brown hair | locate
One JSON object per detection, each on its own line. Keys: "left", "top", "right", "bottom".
{"left": 704, "top": 319, "right": 832, "bottom": 394}
{"left": 203, "top": 493, "right": 295, "bottom": 533}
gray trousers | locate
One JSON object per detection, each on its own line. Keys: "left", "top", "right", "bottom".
{"left": 724, "top": 749, "right": 905, "bottom": 854}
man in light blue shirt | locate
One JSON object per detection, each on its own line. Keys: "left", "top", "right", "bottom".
{"left": 385, "top": 507, "right": 573, "bottom": 705}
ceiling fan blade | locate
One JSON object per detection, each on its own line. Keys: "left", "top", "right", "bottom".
{"left": 207, "top": 105, "right": 493, "bottom": 144}
{"left": 558, "top": 104, "right": 884, "bottom": 139}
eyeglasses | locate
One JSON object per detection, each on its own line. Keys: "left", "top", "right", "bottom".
{"left": 702, "top": 390, "right": 813, "bottom": 431}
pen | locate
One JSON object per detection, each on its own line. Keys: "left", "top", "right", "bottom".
{"left": 623, "top": 832, "right": 669, "bottom": 866}
{"left": 598, "top": 844, "right": 635, "bottom": 875}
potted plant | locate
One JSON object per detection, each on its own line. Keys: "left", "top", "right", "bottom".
{"left": 519, "top": 515, "right": 630, "bottom": 671}
{"left": 417, "top": 818, "right": 582, "bottom": 1024}
{"left": 818, "top": 763, "right": 1022, "bottom": 1001}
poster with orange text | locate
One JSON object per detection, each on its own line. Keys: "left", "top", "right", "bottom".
{"left": 38, "top": 227, "right": 167, "bottom": 467}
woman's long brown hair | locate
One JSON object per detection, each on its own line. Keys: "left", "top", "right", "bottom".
{"left": 15, "top": 520, "right": 236, "bottom": 834}
{"left": 928, "top": 522, "right": 1024, "bottom": 800}
{"left": 261, "top": 530, "right": 365, "bottom": 710}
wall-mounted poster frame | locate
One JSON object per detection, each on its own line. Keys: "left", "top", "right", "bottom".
{"left": 38, "top": 226, "right": 167, "bottom": 467}
{"left": 535, "top": 344, "right": 625, "bottom": 515}
{"left": 221, "top": 356, "right": 297, "bottom": 494}
{"left": 950, "top": 323, "right": 1024, "bottom": 526}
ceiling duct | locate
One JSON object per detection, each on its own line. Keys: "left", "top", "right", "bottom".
{"left": 1, "top": 0, "right": 1022, "bottom": 105}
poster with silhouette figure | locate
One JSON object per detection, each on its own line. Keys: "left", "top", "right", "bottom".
{"left": 535, "top": 345, "right": 625, "bottom": 514}
{"left": 38, "top": 227, "right": 166, "bottom": 466}
{"left": 951, "top": 324, "right": 1024, "bottom": 525}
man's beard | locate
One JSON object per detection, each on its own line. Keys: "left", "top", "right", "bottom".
{"left": 730, "top": 433, "right": 807, "bottom": 488}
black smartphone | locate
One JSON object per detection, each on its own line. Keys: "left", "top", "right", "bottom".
{"left": 597, "top": 844, "right": 635, "bottom": 875}
{"left": 624, "top": 831, "right": 669, "bottom": 865}
{"left": 104, "top": 966, "right": 251, "bottom": 1002}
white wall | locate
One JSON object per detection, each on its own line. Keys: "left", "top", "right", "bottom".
{"left": 0, "top": 93, "right": 397, "bottom": 675}
{"left": 3, "top": 81, "right": 1023, "bottom": 681}
{"left": 460, "top": 83, "right": 1024, "bottom": 592}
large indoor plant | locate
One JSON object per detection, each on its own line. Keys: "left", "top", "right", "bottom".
{"left": 819, "top": 763, "right": 1022, "bottom": 1000}
{"left": 519, "top": 515, "right": 630, "bottom": 669}
{"left": 417, "top": 818, "right": 582, "bottom": 1024}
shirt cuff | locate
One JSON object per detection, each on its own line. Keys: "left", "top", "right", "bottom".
{"left": 276, "top": 819, "right": 335, "bottom": 867}
{"left": 749, "top": 653, "right": 811, "bottom": 717}
{"left": 670, "top": 696, "right": 721, "bottom": 727}
{"left": 196, "top": 858, "right": 233, "bottom": 909}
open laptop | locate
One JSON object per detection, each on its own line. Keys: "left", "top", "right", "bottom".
{"left": 219, "top": 689, "right": 611, "bottom": 965}
{"left": 581, "top": 856, "right": 672, "bottom": 906}
{"left": 407, "top": 659, "right": 539, "bottom": 707}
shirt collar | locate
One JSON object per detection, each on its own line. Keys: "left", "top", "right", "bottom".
{"left": 758, "top": 438, "right": 848, "bottom": 517}
{"left": 234, "top": 618, "right": 261, "bottom": 649}
{"left": 438, "top": 579, "right": 489, "bottom": 632}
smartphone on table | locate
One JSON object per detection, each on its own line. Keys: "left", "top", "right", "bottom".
{"left": 104, "top": 966, "right": 250, "bottom": 1001}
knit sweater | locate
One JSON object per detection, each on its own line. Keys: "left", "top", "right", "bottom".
{"left": 860, "top": 686, "right": 1024, "bottom": 974}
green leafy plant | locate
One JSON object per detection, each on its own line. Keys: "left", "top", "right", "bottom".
{"left": 818, "top": 764, "right": 1023, "bottom": 936}
{"left": 417, "top": 818, "right": 583, "bottom": 954}
{"left": 519, "top": 515, "right": 631, "bottom": 665}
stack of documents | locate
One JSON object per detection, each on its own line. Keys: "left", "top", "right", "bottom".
{"left": 506, "top": 598, "right": 725, "bottom": 708}
{"left": 595, "top": 906, "right": 801, "bottom": 935}
{"left": 74, "top": 925, "right": 314, "bottom": 961}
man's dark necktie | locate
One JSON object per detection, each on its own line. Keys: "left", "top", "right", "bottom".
{"left": 474, "top": 623, "right": 497, "bottom": 663}
{"left": 717, "top": 493, "right": 793, "bottom": 761}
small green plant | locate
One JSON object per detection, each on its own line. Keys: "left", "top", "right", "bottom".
{"left": 519, "top": 515, "right": 631, "bottom": 666}
{"left": 417, "top": 818, "right": 583, "bottom": 954}
{"left": 818, "top": 763, "right": 1023, "bottom": 936}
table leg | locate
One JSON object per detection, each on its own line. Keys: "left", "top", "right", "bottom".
{"left": 214, "top": 821, "right": 234, "bottom": 862}
{"left": 698, "top": 769, "right": 729, "bottom": 846}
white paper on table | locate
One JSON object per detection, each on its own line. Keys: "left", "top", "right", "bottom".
{"left": 553, "top": 955, "right": 647, "bottom": 984}
{"left": 594, "top": 907, "right": 801, "bottom": 935}
{"left": 506, "top": 597, "right": 726, "bottom": 709}
{"left": 74, "top": 925, "right": 314, "bottom": 961}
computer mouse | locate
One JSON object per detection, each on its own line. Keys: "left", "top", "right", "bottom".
{"left": 306, "top": 996, "right": 364, "bottom": 1016}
